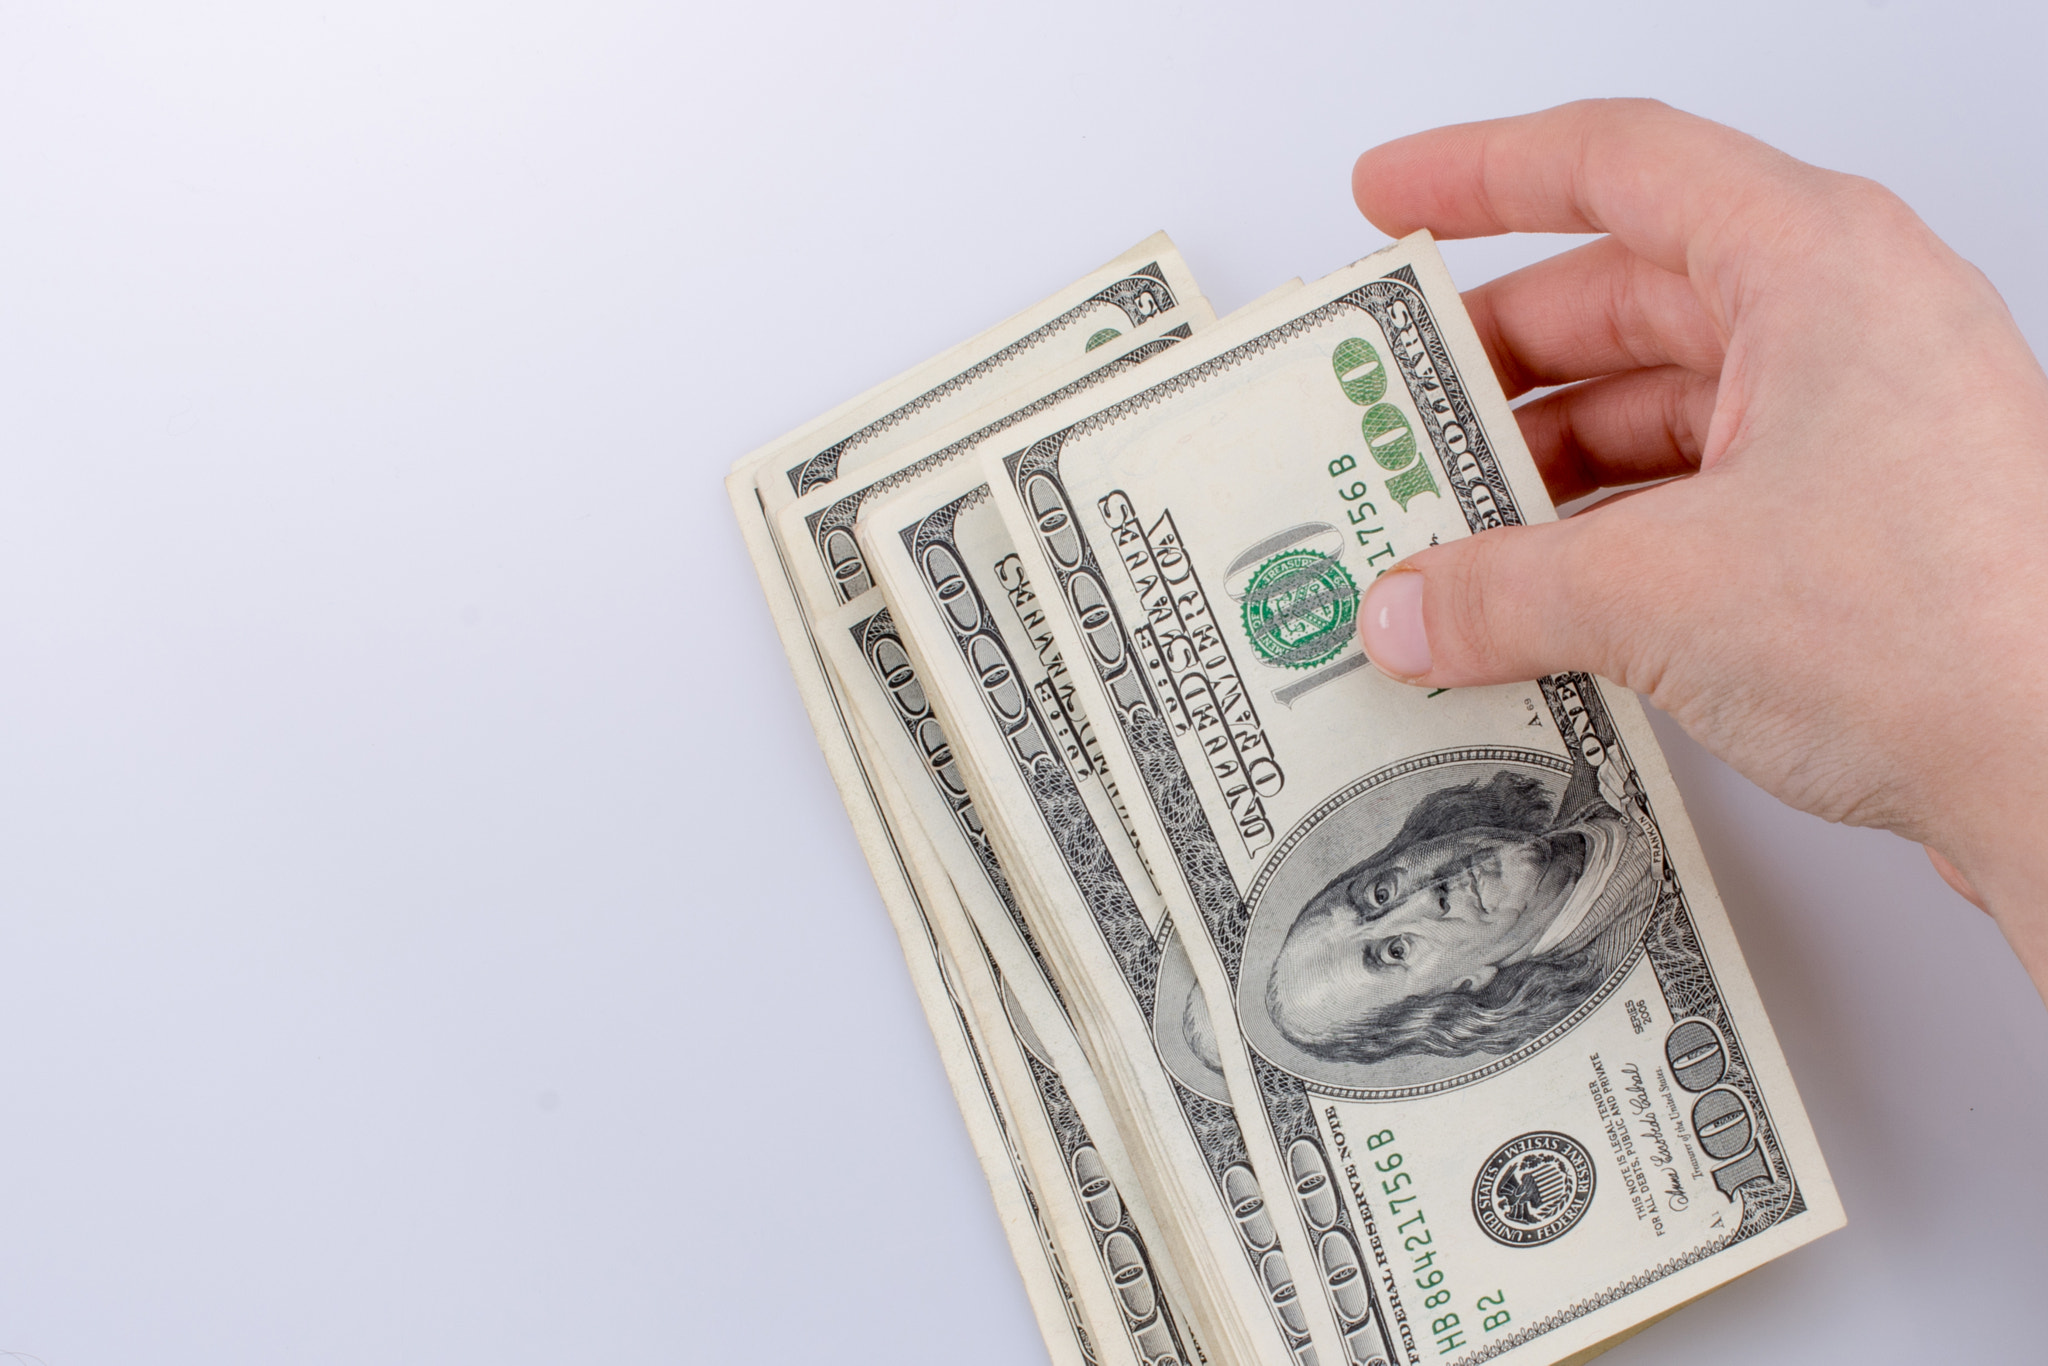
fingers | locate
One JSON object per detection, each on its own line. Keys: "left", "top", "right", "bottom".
{"left": 1925, "top": 846, "right": 1991, "bottom": 913}
{"left": 1357, "top": 492, "right": 1695, "bottom": 691}
{"left": 1516, "top": 366, "right": 1718, "bottom": 505}
{"left": 1464, "top": 237, "right": 1726, "bottom": 398}
{"left": 1353, "top": 99, "right": 1812, "bottom": 296}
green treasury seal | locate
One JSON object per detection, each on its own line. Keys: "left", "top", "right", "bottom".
{"left": 1240, "top": 548, "right": 1359, "bottom": 669}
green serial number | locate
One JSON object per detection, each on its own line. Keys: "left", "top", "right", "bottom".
{"left": 1363, "top": 1128, "right": 1513, "bottom": 1355}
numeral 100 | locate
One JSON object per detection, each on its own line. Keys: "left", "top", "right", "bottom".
{"left": 1665, "top": 1018, "right": 1776, "bottom": 1200}
{"left": 1329, "top": 338, "right": 1441, "bottom": 511}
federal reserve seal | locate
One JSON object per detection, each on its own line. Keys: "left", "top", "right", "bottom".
{"left": 1239, "top": 548, "right": 1359, "bottom": 669}
{"left": 1471, "top": 1132, "right": 1596, "bottom": 1247}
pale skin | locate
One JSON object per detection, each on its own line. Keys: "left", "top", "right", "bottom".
{"left": 1350, "top": 100, "right": 2048, "bottom": 1002}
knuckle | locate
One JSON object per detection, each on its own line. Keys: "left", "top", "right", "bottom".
{"left": 1834, "top": 172, "right": 1908, "bottom": 215}
{"left": 1798, "top": 172, "right": 1924, "bottom": 250}
{"left": 1600, "top": 95, "right": 1675, "bottom": 120}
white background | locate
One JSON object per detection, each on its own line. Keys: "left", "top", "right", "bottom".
{"left": 1, "top": 3, "right": 2043, "bottom": 1362}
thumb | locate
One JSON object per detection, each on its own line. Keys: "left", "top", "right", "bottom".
{"left": 1356, "top": 515, "right": 1667, "bottom": 690}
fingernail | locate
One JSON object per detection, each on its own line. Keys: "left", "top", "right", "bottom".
{"left": 1359, "top": 568, "right": 1431, "bottom": 681}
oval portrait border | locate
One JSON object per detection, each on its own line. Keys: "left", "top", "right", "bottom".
{"left": 1239, "top": 745, "right": 1645, "bottom": 1101}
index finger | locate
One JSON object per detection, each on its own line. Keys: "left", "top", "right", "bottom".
{"left": 1353, "top": 99, "right": 1814, "bottom": 289}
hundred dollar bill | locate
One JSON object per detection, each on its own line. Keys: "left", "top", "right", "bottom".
{"left": 860, "top": 456, "right": 1346, "bottom": 1366}
{"left": 758, "top": 233, "right": 1206, "bottom": 520}
{"left": 778, "top": 318, "right": 1227, "bottom": 926}
{"left": 734, "top": 244, "right": 1210, "bottom": 1001}
{"left": 727, "top": 508, "right": 1131, "bottom": 1363}
{"left": 961, "top": 232, "right": 1842, "bottom": 1366}
{"left": 779, "top": 281, "right": 1298, "bottom": 906}
{"left": 781, "top": 278, "right": 1299, "bottom": 882}
{"left": 724, "top": 239, "right": 1211, "bottom": 1363}
{"left": 734, "top": 236, "right": 1207, "bottom": 893}
{"left": 782, "top": 293, "right": 1331, "bottom": 1362}
{"left": 870, "top": 772, "right": 1118, "bottom": 1366}
{"left": 844, "top": 631, "right": 1208, "bottom": 1366}
{"left": 781, "top": 278, "right": 1305, "bottom": 629}
{"left": 784, "top": 317, "right": 1211, "bottom": 628}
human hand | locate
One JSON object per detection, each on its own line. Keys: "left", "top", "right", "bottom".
{"left": 1349, "top": 100, "right": 2048, "bottom": 992}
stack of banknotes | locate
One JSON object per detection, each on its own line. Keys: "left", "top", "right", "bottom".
{"left": 726, "top": 232, "right": 1842, "bottom": 1366}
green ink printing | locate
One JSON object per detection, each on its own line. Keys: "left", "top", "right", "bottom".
{"left": 1240, "top": 548, "right": 1359, "bottom": 669}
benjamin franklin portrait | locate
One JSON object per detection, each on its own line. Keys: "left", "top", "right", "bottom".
{"left": 1154, "top": 929, "right": 1231, "bottom": 1104}
{"left": 1237, "top": 751, "right": 1658, "bottom": 1092}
